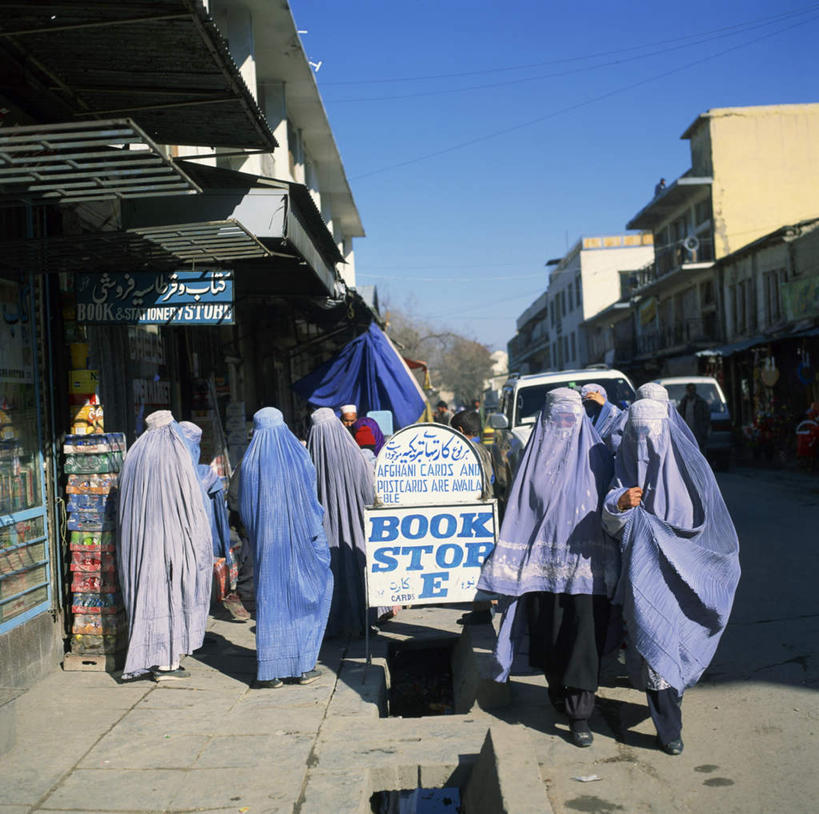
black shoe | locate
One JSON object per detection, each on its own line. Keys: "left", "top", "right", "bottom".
{"left": 299, "top": 668, "right": 322, "bottom": 685}
{"left": 253, "top": 677, "right": 283, "bottom": 689}
{"left": 569, "top": 720, "right": 594, "bottom": 748}
{"left": 659, "top": 736, "right": 684, "bottom": 755}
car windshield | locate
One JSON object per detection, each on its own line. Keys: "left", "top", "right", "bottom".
{"left": 662, "top": 382, "right": 727, "bottom": 414}
{"left": 515, "top": 378, "right": 636, "bottom": 425}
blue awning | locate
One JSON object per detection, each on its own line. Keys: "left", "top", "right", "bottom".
{"left": 292, "top": 323, "right": 427, "bottom": 430}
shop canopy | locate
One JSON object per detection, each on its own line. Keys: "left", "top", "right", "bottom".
{"left": 0, "top": 0, "right": 276, "bottom": 151}
{"left": 292, "top": 323, "right": 428, "bottom": 430}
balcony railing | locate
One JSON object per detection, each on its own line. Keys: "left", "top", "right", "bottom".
{"left": 629, "top": 236, "right": 715, "bottom": 292}
{"left": 636, "top": 314, "right": 720, "bottom": 355}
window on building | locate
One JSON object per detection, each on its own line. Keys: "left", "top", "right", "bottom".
{"left": 764, "top": 269, "right": 785, "bottom": 325}
{"left": 700, "top": 279, "right": 715, "bottom": 307}
{"left": 563, "top": 335, "right": 569, "bottom": 365}
{"left": 695, "top": 198, "right": 713, "bottom": 226}
{"left": 567, "top": 285, "right": 573, "bottom": 311}
{"left": 574, "top": 276, "right": 582, "bottom": 310}
{"left": 561, "top": 290, "right": 566, "bottom": 317}
{"left": 570, "top": 331, "right": 576, "bottom": 361}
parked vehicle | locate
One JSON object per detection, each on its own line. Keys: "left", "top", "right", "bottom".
{"left": 487, "top": 368, "right": 637, "bottom": 493}
{"left": 654, "top": 375, "right": 733, "bottom": 468}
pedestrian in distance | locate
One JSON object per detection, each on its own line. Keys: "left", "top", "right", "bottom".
{"left": 433, "top": 399, "right": 453, "bottom": 425}
{"left": 677, "top": 382, "right": 710, "bottom": 454}
{"left": 307, "top": 407, "right": 377, "bottom": 636}
{"left": 340, "top": 403, "right": 358, "bottom": 429}
{"left": 117, "top": 410, "right": 212, "bottom": 682}
{"left": 239, "top": 407, "right": 332, "bottom": 688}
{"left": 580, "top": 383, "right": 623, "bottom": 453}
{"left": 602, "top": 399, "right": 740, "bottom": 755}
{"left": 479, "top": 388, "right": 618, "bottom": 748}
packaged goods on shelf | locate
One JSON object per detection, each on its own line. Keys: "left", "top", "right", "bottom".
{"left": 70, "top": 572, "right": 119, "bottom": 593}
{"left": 70, "top": 549, "right": 117, "bottom": 572}
{"left": 66, "top": 514, "right": 115, "bottom": 533}
{"left": 71, "top": 592, "right": 122, "bottom": 614}
{"left": 70, "top": 633, "right": 126, "bottom": 655}
{"left": 66, "top": 473, "right": 118, "bottom": 494}
{"left": 69, "top": 530, "right": 116, "bottom": 551}
{"left": 71, "top": 611, "right": 126, "bottom": 635}
{"left": 64, "top": 451, "right": 123, "bottom": 474}
{"left": 63, "top": 433, "right": 126, "bottom": 455}
{"left": 66, "top": 492, "right": 117, "bottom": 515}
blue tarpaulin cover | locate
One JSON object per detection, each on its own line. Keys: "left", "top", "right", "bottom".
{"left": 292, "top": 323, "right": 426, "bottom": 429}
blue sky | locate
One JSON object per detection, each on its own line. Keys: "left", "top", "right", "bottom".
{"left": 294, "top": 1, "right": 819, "bottom": 351}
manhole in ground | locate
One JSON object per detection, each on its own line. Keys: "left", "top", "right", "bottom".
{"left": 371, "top": 787, "right": 461, "bottom": 813}
{"left": 387, "top": 637, "right": 456, "bottom": 717}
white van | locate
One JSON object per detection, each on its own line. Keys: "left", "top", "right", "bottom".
{"left": 488, "top": 368, "right": 636, "bottom": 475}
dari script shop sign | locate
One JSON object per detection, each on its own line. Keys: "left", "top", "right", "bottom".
{"left": 76, "top": 269, "right": 234, "bottom": 325}
{"left": 364, "top": 423, "right": 497, "bottom": 607}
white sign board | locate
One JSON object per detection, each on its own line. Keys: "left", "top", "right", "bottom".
{"left": 364, "top": 503, "right": 497, "bottom": 606}
{"left": 374, "top": 423, "right": 483, "bottom": 506}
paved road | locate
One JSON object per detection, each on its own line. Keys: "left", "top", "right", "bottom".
{"left": 524, "top": 466, "right": 819, "bottom": 814}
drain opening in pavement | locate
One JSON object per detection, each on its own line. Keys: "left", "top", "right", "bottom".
{"left": 387, "top": 637, "right": 456, "bottom": 717}
{"left": 370, "top": 786, "right": 462, "bottom": 813}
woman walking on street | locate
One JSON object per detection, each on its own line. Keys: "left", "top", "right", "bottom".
{"left": 479, "top": 388, "right": 617, "bottom": 747}
{"left": 602, "top": 398, "right": 740, "bottom": 754}
{"left": 239, "top": 407, "right": 332, "bottom": 688}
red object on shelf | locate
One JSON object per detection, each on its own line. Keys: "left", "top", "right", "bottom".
{"left": 70, "top": 572, "right": 119, "bottom": 593}
{"left": 796, "top": 419, "right": 819, "bottom": 458}
{"left": 70, "top": 549, "right": 117, "bottom": 572}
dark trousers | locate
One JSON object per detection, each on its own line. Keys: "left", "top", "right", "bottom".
{"left": 647, "top": 688, "right": 683, "bottom": 744}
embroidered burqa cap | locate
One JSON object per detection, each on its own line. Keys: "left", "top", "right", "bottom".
{"left": 307, "top": 407, "right": 375, "bottom": 637}
{"left": 239, "top": 407, "right": 332, "bottom": 680}
{"left": 634, "top": 382, "right": 699, "bottom": 445}
{"left": 117, "top": 410, "right": 212, "bottom": 678}
{"left": 604, "top": 399, "right": 740, "bottom": 694}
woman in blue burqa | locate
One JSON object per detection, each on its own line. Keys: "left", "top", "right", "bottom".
{"left": 239, "top": 407, "right": 332, "bottom": 687}
{"left": 478, "top": 388, "right": 617, "bottom": 747}
{"left": 117, "top": 410, "right": 212, "bottom": 681}
{"left": 580, "top": 382, "right": 623, "bottom": 453}
{"left": 602, "top": 399, "right": 740, "bottom": 755}
{"left": 307, "top": 407, "right": 375, "bottom": 637}
{"left": 177, "top": 422, "right": 234, "bottom": 577}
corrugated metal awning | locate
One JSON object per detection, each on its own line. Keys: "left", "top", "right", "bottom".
{"left": 0, "top": 119, "right": 200, "bottom": 203}
{"left": 0, "top": 219, "right": 270, "bottom": 273}
{"left": 0, "top": 0, "right": 276, "bottom": 151}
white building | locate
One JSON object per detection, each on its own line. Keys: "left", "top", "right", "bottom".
{"left": 509, "top": 234, "right": 654, "bottom": 373}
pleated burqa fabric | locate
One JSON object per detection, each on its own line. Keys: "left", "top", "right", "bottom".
{"left": 634, "top": 382, "right": 699, "bottom": 446}
{"left": 479, "top": 389, "right": 616, "bottom": 681}
{"left": 239, "top": 407, "right": 332, "bottom": 680}
{"left": 602, "top": 399, "right": 741, "bottom": 694}
{"left": 307, "top": 407, "right": 374, "bottom": 637}
{"left": 117, "top": 410, "right": 212, "bottom": 679}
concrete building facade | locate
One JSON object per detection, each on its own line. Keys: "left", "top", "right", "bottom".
{"left": 508, "top": 234, "right": 653, "bottom": 374}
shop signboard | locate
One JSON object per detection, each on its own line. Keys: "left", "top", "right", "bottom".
{"left": 782, "top": 274, "right": 819, "bottom": 322}
{"left": 75, "top": 269, "right": 234, "bottom": 325}
{"left": 364, "top": 423, "right": 496, "bottom": 607}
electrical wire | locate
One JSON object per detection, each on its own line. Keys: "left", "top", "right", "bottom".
{"left": 350, "top": 14, "right": 819, "bottom": 182}
{"left": 318, "top": 4, "right": 819, "bottom": 86}
{"left": 326, "top": 6, "right": 819, "bottom": 104}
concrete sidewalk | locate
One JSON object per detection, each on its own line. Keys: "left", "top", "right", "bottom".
{"left": 3, "top": 600, "right": 817, "bottom": 814}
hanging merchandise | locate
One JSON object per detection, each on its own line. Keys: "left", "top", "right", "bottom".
{"left": 761, "top": 354, "right": 780, "bottom": 388}
{"left": 797, "top": 345, "right": 814, "bottom": 387}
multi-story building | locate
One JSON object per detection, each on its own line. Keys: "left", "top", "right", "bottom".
{"left": 508, "top": 234, "right": 653, "bottom": 373}
{"left": 624, "top": 103, "right": 819, "bottom": 377}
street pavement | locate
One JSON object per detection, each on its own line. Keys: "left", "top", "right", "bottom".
{"left": 2, "top": 466, "right": 818, "bottom": 813}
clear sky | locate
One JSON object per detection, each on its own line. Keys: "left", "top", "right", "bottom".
{"left": 294, "top": 1, "right": 819, "bottom": 352}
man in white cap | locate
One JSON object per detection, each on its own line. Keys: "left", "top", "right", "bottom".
{"left": 340, "top": 404, "right": 358, "bottom": 429}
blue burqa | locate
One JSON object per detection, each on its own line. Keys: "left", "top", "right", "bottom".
{"left": 117, "top": 411, "right": 212, "bottom": 679}
{"left": 307, "top": 407, "right": 375, "bottom": 637}
{"left": 602, "top": 399, "right": 740, "bottom": 695}
{"left": 479, "top": 389, "right": 616, "bottom": 680}
{"left": 178, "top": 421, "right": 232, "bottom": 564}
{"left": 239, "top": 407, "right": 332, "bottom": 680}
{"left": 580, "top": 383, "right": 623, "bottom": 452}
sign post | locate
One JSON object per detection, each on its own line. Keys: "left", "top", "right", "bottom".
{"left": 363, "top": 423, "right": 497, "bottom": 665}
